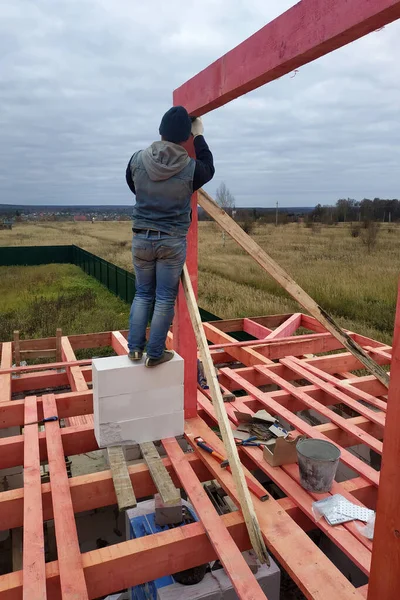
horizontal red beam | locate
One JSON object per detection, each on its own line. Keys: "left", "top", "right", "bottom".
{"left": 174, "top": 0, "right": 400, "bottom": 114}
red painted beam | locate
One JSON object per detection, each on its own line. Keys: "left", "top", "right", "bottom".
{"left": 174, "top": 0, "right": 400, "bottom": 115}
{"left": 173, "top": 136, "right": 198, "bottom": 419}
{"left": 368, "top": 281, "right": 400, "bottom": 599}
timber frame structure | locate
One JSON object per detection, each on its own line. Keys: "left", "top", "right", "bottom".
{"left": 1, "top": 1, "right": 400, "bottom": 598}
{"left": 0, "top": 314, "right": 398, "bottom": 599}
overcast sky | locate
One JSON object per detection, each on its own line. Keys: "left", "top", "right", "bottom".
{"left": 1, "top": 1, "right": 399, "bottom": 208}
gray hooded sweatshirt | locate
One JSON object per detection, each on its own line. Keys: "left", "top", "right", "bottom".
{"left": 129, "top": 141, "right": 196, "bottom": 236}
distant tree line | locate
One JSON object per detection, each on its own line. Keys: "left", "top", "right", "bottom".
{"left": 310, "top": 198, "right": 400, "bottom": 223}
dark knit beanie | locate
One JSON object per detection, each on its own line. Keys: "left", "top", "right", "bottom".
{"left": 159, "top": 106, "right": 192, "bottom": 144}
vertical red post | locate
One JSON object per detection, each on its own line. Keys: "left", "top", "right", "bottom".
{"left": 368, "top": 280, "right": 400, "bottom": 599}
{"left": 171, "top": 101, "right": 198, "bottom": 418}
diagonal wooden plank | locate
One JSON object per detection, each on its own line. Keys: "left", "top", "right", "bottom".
{"left": 198, "top": 188, "right": 389, "bottom": 388}
{"left": 163, "top": 437, "right": 266, "bottom": 600}
{"left": 265, "top": 313, "right": 302, "bottom": 340}
{"left": 181, "top": 265, "right": 268, "bottom": 564}
{"left": 22, "top": 396, "right": 47, "bottom": 600}
{"left": 43, "top": 394, "right": 88, "bottom": 599}
{"left": 242, "top": 318, "right": 272, "bottom": 339}
{"left": 139, "top": 442, "right": 180, "bottom": 506}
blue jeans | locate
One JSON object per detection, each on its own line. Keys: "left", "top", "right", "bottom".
{"left": 128, "top": 231, "right": 187, "bottom": 359}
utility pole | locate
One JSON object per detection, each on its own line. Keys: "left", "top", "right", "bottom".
{"left": 275, "top": 201, "right": 278, "bottom": 227}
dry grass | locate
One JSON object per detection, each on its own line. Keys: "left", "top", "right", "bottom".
{"left": 1, "top": 220, "right": 399, "bottom": 344}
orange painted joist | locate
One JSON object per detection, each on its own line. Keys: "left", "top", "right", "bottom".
{"left": 0, "top": 446, "right": 318, "bottom": 536}
{"left": 257, "top": 363, "right": 383, "bottom": 455}
{"left": 281, "top": 357, "right": 386, "bottom": 428}
{"left": 291, "top": 357, "right": 388, "bottom": 412}
{"left": 224, "top": 368, "right": 380, "bottom": 487}
{"left": 0, "top": 397, "right": 382, "bottom": 472}
{"left": 42, "top": 394, "right": 88, "bottom": 599}
{"left": 0, "top": 511, "right": 251, "bottom": 600}
{"left": 22, "top": 396, "right": 46, "bottom": 600}
{"left": 0, "top": 390, "right": 93, "bottom": 430}
{"left": 163, "top": 437, "right": 266, "bottom": 600}
{"left": 198, "top": 391, "right": 372, "bottom": 574}
{"left": 185, "top": 417, "right": 364, "bottom": 600}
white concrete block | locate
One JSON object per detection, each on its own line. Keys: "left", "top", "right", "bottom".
{"left": 96, "top": 410, "right": 184, "bottom": 448}
{"left": 93, "top": 353, "right": 184, "bottom": 448}
{"left": 92, "top": 354, "right": 184, "bottom": 399}
{"left": 97, "top": 385, "right": 183, "bottom": 423}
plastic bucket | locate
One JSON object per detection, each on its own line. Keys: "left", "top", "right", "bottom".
{"left": 296, "top": 439, "right": 341, "bottom": 493}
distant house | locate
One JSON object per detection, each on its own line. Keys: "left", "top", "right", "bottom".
{"left": 0, "top": 220, "right": 13, "bottom": 230}
{"left": 74, "top": 215, "right": 87, "bottom": 222}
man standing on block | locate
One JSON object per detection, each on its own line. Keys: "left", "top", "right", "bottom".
{"left": 126, "top": 106, "right": 215, "bottom": 367}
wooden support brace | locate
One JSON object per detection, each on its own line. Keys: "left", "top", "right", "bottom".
{"left": 107, "top": 446, "right": 137, "bottom": 511}
{"left": 181, "top": 264, "right": 269, "bottom": 564}
{"left": 139, "top": 441, "right": 180, "bottom": 506}
{"left": 13, "top": 332, "right": 20, "bottom": 367}
{"left": 55, "top": 328, "right": 62, "bottom": 362}
{"left": 197, "top": 188, "right": 389, "bottom": 388}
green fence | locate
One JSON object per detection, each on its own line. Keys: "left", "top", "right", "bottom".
{"left": 0, "top": 245, "right": 73, "bottom": 266}
{"left": 0, "top": 244, "right": 220, "bottom": 323}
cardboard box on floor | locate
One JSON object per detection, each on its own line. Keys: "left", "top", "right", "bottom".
{"left": 263, "top": 435, "right": 305, "bottom": 467}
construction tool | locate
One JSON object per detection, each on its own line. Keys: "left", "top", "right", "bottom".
{"left": 195, "top": 437, "right": 269, "bottom": 502}
{"left": 234, "top": 436, "right": 261, "bottom": 447}
{"left": 195, "top": 437, "right": 228, "bottom": 463}
{"left": 25, "top": 416, "right": 58, "bottom": 427}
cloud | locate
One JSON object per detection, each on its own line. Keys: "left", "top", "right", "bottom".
{"left": 0, "top": 0, "right": 399, "bottom": 207}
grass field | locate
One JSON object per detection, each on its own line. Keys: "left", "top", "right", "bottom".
{"left": 0, "top": 263, "right": 130, "bottom": 342}
{"left": 1, "top": 220, "right": 399, "bottom": 344}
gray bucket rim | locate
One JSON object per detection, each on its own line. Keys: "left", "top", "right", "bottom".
{"left": 296, "top": 438, "right": 341, "bottom": 462}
